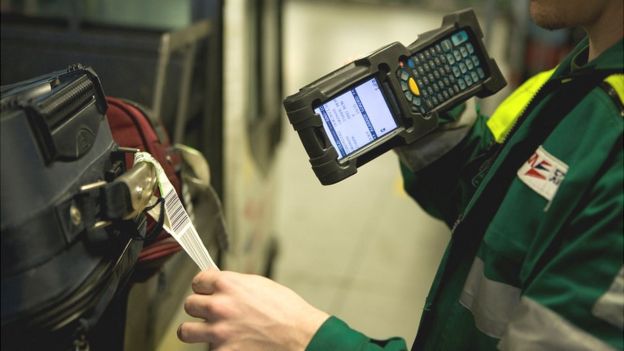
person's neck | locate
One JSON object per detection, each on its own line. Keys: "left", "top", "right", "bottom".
{"left": 584, "top": 1, "right": 623, "bottom": 62}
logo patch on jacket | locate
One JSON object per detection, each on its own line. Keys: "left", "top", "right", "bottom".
{"left": 517, "top": 146, "right": 568, "bottom": 201}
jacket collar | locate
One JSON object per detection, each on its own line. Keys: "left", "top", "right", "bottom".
{"left": 554, "top": 37, "right": 623, "bottom": 77}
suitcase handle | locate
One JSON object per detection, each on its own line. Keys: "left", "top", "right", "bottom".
{"left": 25, "top": 65, "right": 108, "bottom": 163}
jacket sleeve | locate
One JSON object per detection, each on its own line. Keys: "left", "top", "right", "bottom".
{"left": 306, "top": 316, "right": 408, "bottom": 351}
{"left": 400, "top": 109, "right": 496, "bottom": 227}
{"left": 401, "top": 69, "right": 560, "bottom": 226}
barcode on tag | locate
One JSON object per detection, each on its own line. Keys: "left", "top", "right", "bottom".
{"left": 135, "top": 151, "right": 218, "bottom": 271}
{"left": 178, "top": 225, "right": 213, "bottom": 271}
{"left": 165, "top": 190, "right": 190, "bottom": 233}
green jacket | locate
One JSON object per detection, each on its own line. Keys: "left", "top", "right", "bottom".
{"left": 307, "top": 37, "right": 623, "bottom": 350}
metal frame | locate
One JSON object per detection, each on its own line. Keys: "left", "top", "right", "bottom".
{"left": 151, "top": 20, "right": 211, "bottom": 143}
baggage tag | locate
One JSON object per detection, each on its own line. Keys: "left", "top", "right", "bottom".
{"left": 134, "top": 152, "right": 218, "bottom": 271}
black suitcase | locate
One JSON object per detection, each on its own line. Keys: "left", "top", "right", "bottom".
{"left": 1, "top": 65, "right": 144, "bottom": 350}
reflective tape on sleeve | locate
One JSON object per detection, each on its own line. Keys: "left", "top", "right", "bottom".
{"left": 498, "top": 297, "right": 616, "bottom": 351}
{"left": 592, "top": 266, "right": 624, "bottom": 329}
{"left": 459, "top": 257, "right": 521, "bottom": 338}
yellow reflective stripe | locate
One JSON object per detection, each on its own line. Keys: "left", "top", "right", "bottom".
{"left": 604, "top": 74, "right": 624, "bottom": 106}
{"left": 487, "top": 68, "right": 557, "bottom": 143}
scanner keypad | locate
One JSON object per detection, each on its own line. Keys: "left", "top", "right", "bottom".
{"left": 396, "top": 29, "right": 487, "bottom": 114}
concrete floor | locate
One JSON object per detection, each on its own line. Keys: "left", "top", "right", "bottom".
{"left": 273, "top": 1, "right": 451, "bottom": 344}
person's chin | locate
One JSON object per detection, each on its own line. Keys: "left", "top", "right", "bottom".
{"left": 530, "top": 2, "right": 565, "bottom": 30}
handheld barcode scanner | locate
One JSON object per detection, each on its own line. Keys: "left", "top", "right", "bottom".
{"left": 283, "top": 8, "right": 506, "bottom": 185}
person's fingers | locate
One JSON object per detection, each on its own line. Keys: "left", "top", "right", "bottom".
{"left": 177, "top": 321, "right": 213, "bottom": 344}
{"left": 191, "top": 269, "right": 220, "bottom": 294}
{"left": 178, "top": 321, "right": 231, "bottom": 346}
{"left": 184, "top": 294, "right": 227, "bottom": 320}
{"left": 184, "top": 294, "right": 208, "bottom": 319}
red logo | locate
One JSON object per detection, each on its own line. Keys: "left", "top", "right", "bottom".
{"left": 518, "top": 146, "right": 568, "bottom": 201}
{"left": 524, "top": 152, "right": 551, "bottom": 180}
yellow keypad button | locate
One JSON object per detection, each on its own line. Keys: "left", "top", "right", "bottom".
{"left": 408, "top": 77, "right": 420, "bottom": 96}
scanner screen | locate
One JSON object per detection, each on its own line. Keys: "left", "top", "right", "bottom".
{"left": 314, "top": 77, "right": 397, "bottom": 160}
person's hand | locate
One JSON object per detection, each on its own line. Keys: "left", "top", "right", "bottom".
{"left": 178, "top": 270, "right": 330, "bottom": 351}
